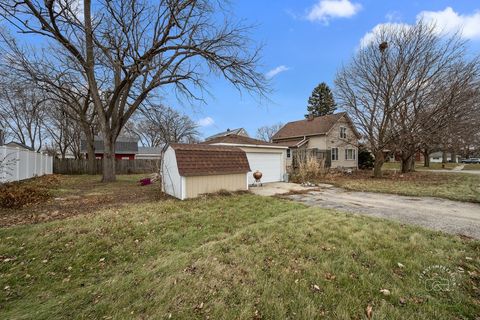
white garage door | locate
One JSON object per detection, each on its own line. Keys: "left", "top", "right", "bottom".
{"left": 246, "top": 152, "right": 283, "bottom": 185}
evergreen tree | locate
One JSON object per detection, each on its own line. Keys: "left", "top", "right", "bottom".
{"left": 305, "top": 82, "right": 336, "bottom": 118}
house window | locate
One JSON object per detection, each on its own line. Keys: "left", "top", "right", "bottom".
{"left": 286, "top": 149, "right": 291, "bottom": 158}
{"left": 331, "top": 148, "right": 338, "bottom": 161}
{"left": 340, "top": 127, "right": 347, "bottom": 139}
{"left": 345, "top": 148, "right": 356, "bottom": 160}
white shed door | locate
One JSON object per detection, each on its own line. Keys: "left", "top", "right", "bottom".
{"left": 246, "top": 152, "right": 283, "bottom": 184}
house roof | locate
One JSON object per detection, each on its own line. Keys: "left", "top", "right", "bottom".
{"left": 270, "top": 138, "right": 308, "bottom": 148}
{"left": 80, "top": 136, "right": 139, "bottom": 154}
{"left": 170, "top": 143, "right": 251, "bottom": 177}
{"left": 138, "top": 147, "right": 163, "bottom": 155}
{"left": 4, "top": 141, "right": 34, "bottom": 151}
{"left": 205, "top": 128, "right": 247, "bottom": 141}
{"left": 201, "top": 134, "right": 285, "bottom": 148}
{"left": 272, "top": 112, "right": 347, "bottom": 140}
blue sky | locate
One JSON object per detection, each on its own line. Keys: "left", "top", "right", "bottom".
{"left": 166, "top": 0, "right": 480, "bottom": 139}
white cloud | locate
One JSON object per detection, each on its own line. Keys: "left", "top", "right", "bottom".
{"left": 307, "top": 0, "right": 361, "bottom": 24}
{"left": 197, "top": 117, "right": 214, "bottom": 127}
{"left": 265, "top": 65, "right": 290, "bottom": 79}
{"left": 359, "top": 23, "right": 410, "bottom": 48}
{"left": 417, "top": 7, "right": 480, "bottom": 40}
{"left": 360, "top": 7, "right": 480, "bottom": 48}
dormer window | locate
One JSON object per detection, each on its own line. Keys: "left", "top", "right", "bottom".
{"left": 340, "top": 127, "right": 347, "bottom": 139}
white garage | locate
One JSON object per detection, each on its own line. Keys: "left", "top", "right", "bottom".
{"left": 203, "top": 134, "right": 287, "bottom": 185}
{"left": 245, "top": 152, "right": 284, "bottom": 184}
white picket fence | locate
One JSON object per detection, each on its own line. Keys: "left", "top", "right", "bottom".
{"left": 0, "top": 146, "right": 53, "bottom": 183}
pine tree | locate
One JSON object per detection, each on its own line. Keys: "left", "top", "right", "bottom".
{"left": 305, "top": 82, "right": 336, "bottom": 118}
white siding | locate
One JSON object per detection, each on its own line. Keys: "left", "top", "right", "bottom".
{"left": 161, "top": 146, "right": 183, "bottom": 199}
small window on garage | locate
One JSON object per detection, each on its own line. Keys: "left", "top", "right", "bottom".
{"left": 331, "top": 147, "right": 338, "bottom": 161}
{"left": 287, "top": 149, "right": 291, "bottom": 158}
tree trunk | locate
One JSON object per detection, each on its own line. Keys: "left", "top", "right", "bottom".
{"left": 423, "top": 149, "right": 430, "bottom": 167}
{"left": 451, "top": 150, "right": 457, "bottom": 163}
{"left": 400, "top": 152, "right": 415, "bottom": 173}
{"left": 82, "top": 127, "right": 96, "bottom": 175}
{"left": 102, "top": 133, "right": 116, "bottom": 182}
{"left": 373, "top": 150, "right": 384, "bottom": 178}
{"left": 442, "top": 150, "right": 447, "bottom": 163}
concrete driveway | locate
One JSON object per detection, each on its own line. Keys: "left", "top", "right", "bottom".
{"left": 252, "top": 183, "right": 480, "bottom": 239}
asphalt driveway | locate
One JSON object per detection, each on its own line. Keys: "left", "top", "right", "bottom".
{"left": 272, "top": 184, "right": 480, "bottom": 239}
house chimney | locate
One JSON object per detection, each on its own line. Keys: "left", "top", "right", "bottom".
{"left": 307, "top": 113, "right": 314, "bottom": 121}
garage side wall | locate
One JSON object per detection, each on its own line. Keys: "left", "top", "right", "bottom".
{"left": 161, "top": 147, "right": 183, "bottom": 199}
{"left": 184, "top": 173, "right": 247, "bottom": 199}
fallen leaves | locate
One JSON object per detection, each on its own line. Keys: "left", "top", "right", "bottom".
{"left": 365, "top": 304, "right": 373, "bottom": 319}
{"left": 379, "top": 288, "right": 391, "bottom": 296}
{"left": 311, "top": 284, "right": 322, "bottom": 293}
{"left": 324, "top": 272, "right": 336, "bottom": 281}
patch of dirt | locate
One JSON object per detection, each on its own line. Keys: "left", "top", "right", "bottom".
{"left": 0, "top": 175, "right": 170, "bottom": 227}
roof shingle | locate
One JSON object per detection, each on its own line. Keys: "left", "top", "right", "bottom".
{"left": 205, "top": 128, "right": 247, "bottom": 141}
{"left": 202, "top": 134, "right": 281, "bottom": 146}
{"left": 272, "top": 113, "right": 346, "bottom": 140}
{"left": 170, "top": 144, "right": 251, "bottom": 177}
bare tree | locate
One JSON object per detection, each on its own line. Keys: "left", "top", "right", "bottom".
{"left": 335, "top": 22, "right": 477, "bottom": 176}
{"left": 0, "top": 32, "right": 99, "bottom": 172}
{"left": 0, "top": 0, "right": 268, "bottom": 182}
{"left": 44, "top": 101, "right": 83, "bottom": 159}
{"left": 256, "top": 123, "right": 284, "bottom": 142}
{"left": 126, "top": 104, "right": 199, "bottom": 147}
{"left": 0, "top": 78, "right": 46, "bottom": 152}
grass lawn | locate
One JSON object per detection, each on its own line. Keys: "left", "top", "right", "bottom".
{"left": 382, "top": 162, "right": 458, "bottom": 170}
{"left": 319, "top": 171, "right": 480, "bottom": 203}
{"left": 0, "top": 175, "right": 479, "bottom": 319}
{"left": 463, "top": 163, "right": 480, "bottom": 170}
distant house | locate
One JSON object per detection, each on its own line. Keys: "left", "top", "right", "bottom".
{"left": 429, "top": 151, "right": 460, "bottom": 163}
{"left": 205, "top": 128, "right": 248, "bottom": 141}
{"left": 136, "top": 146, "right": 163, "bottom": 160}
{"left": 4, "top": 141, "right": 34, "bottom": 151}
{"left": 80, "top": 136, "right": 164, "bottom": 160}
{"left": 272, "top": 112, "right": 360, "bottom": 169}
{"left": 80, "top": 136, "right": 138, "bottom": 160}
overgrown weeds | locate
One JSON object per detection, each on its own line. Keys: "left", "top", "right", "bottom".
{"left": 290, "top": 154, "right": 327, "bottom": 184}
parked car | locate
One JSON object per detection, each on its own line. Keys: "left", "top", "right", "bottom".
{"left": 461, "top": 158, "right": 480, "bottom": 164}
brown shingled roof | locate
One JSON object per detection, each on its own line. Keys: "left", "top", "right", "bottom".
{"left": 201, "top": 134, "right": 283, "bottom": 147}
{"left": 170, "top": 144, "right": 251, "bottom": 177}
{"left": 271, "top": 138, "right": 308, "bottom": 148}
{"left": 272, "top": 112, "right": 346, "bottom": 140}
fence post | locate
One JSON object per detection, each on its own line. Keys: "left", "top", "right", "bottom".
{"left": 15, "top": 147, "right": 20, "bottom": 181}
{"left": 1, "top": 146, "right": 6, "bottom": 183}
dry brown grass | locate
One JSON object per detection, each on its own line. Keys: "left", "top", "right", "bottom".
{"left": 292, "top": 154, "right": 327, "bottom": 184}
{"left": 318, "top": 170, "right": 480, "bottom": 202}
{"left": 0, "top": 174, "right": 163, "bottom": 227}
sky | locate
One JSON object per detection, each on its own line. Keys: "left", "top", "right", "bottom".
{"left": 165, "top": 0, "right": 480, "bottom": 140}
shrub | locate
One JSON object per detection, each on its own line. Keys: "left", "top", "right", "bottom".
{"left": 296, "top": 154, "right": 327, "bottom": 184}
{"left": 358, "top": 148, "right": 374, "bottom": 169}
